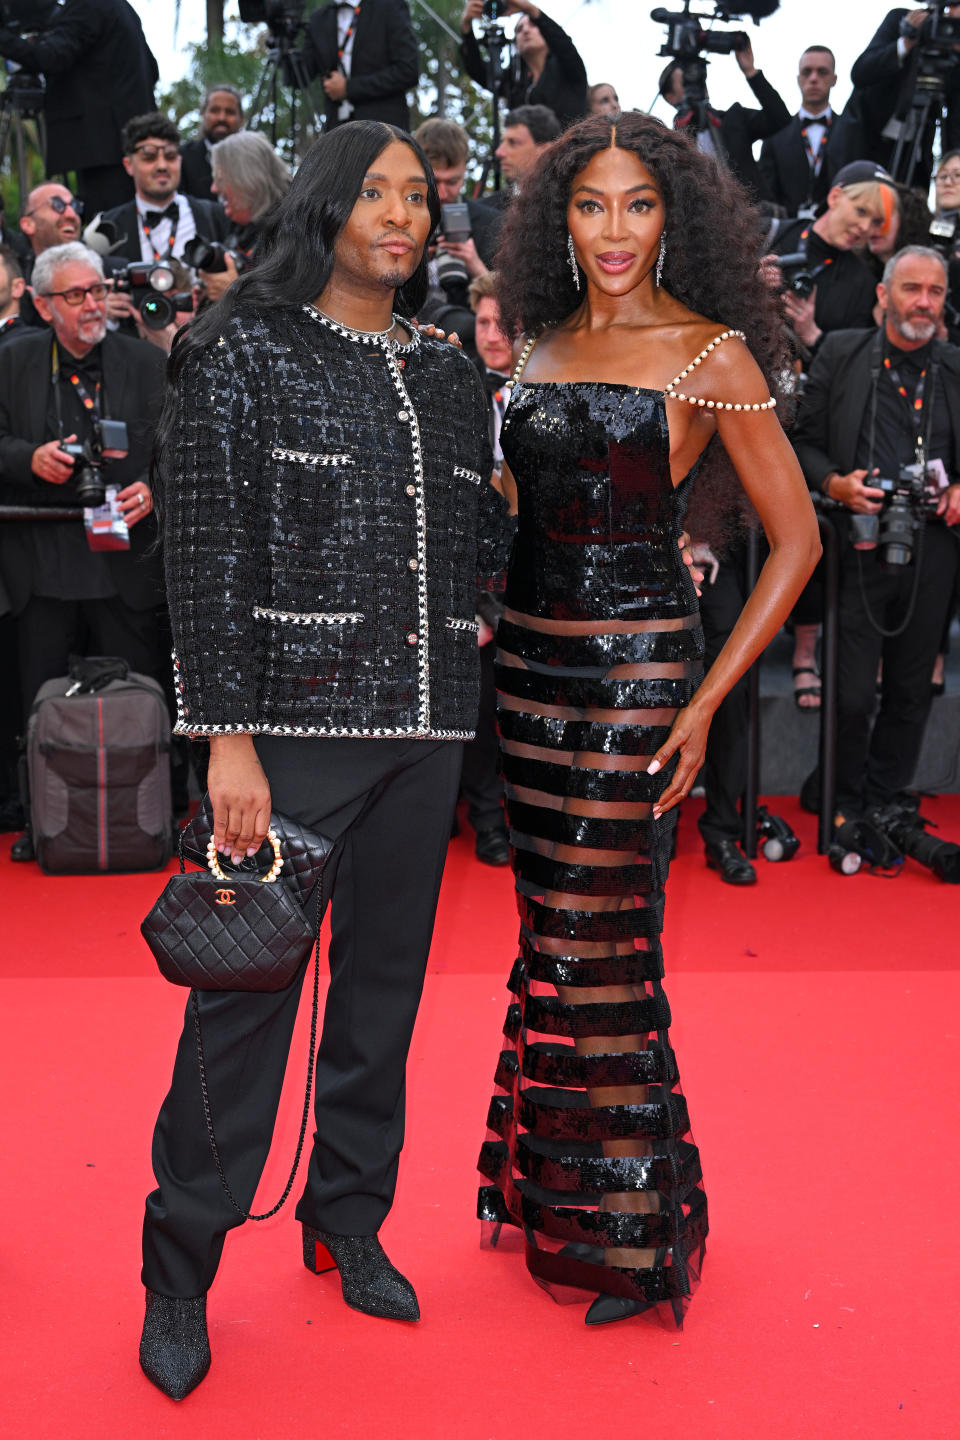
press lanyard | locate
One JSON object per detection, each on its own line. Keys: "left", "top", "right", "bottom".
{"left": 800, "top": 114, "right": 831, "bottom": 175}
{"left": 140, "top": 209, "right": 178, "bottom": 263}
{"left": 338, "top": 3, "right": 361, "bottom": 67}
{"left": 884, "top": 350, "right": 931, "bottom": 451}
{"left": 51, "top": 337, "right": 102, "bottom": 441}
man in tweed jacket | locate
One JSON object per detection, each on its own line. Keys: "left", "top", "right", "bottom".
{"left": 139, "top": 121, "right": 505, "bottom": 1399}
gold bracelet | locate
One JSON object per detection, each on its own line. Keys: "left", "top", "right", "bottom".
{"left": 206, "top": 829, "right": 282, "bottom": 883}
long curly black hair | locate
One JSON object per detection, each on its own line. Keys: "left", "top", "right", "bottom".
{"left": 494, "top": 111, "right": 787, "bottom": 542}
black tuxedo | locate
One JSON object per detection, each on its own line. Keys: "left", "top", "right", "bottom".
{"left": 300, "top": 0, "right": 418, "bottom": 131}
{"left": 0, "top": 0, "right": 157, "bottom": 213}
{"left": 102, "top": 195, "right": 229, "bottom": 263}
{"left": 849, "top": 9, "right": 960, "bottom": 189}
{"left": 758, "top": 110, "right": 850, "bottom": 216}
{"left": 179, "top": 137, "right": 215, "bottom": 203}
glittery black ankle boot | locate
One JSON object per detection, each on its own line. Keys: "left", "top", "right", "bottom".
{"left": 301, "top": 1224, "right": 420, "bottom": 1321}
{"left": 139, "top": 1288, "right": 211, "bottom": 1400}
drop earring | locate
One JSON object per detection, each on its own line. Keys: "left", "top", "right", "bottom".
{"left": 567, "top": 233, "right": 581, "bottom": 290}
{"left": 656, "top": 231, "right": 666, "bottom": 287}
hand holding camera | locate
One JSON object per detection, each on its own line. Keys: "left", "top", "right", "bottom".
{"left": 31, "top": 434, "right": 79, "bottom": 486}
{"left": 824, "top": 467, "right": 886, "bottom": 513}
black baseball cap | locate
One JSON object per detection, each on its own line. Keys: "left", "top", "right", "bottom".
{"left": 832, "top": 161, "right": 896, "bottom": 190}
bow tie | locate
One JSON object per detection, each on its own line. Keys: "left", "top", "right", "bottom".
{"left": 143, "top": 203, "right": 179, "bottom": 228}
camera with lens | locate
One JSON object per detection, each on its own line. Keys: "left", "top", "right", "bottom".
{"left": 482, "top": 0, "right": 506, "bottom": 17}
{"left": 112, "top": 260, "right": 193, "bottom": 331}
{"left": 848, "top": 462, "right": 932, "bottom": 566}
{"left": 775, "top": 252, "right": 827, "bottom": 301}
{"left": 63, "top": 418, "right": 130, "bottom": 509}
{"left": 181, "top": 236, "right": 254, "bottom": 280}
{"left": 901, "top": 2, "right": 960, "bottom": 51}
{"left": 870, "top": 799, "right": 960, "bottom": 884}
{"left": 756, "top": 806, "right": 800, "bottom": 862}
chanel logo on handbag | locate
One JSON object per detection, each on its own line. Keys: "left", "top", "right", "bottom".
{"left": 215, "top": 888, "right": 237, "bottom": 905}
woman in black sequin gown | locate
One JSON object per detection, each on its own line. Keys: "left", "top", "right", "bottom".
{"left": 477, "top": 113, "right": 821, "bottom": 1326}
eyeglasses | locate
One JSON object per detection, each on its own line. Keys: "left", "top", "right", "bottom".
{"left": 133, "top": 144, "right": 180, "bottom": 164}
{"left": 936, "top": 170, "right": 960, "bottom": 182}
{"left": 40, "top": 282, "right": 109, "bottom": 306}
{"left": 24, "top": 194, "right": 83, "bottom": 218}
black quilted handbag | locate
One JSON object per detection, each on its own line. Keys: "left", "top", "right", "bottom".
{"left": 140, "top": 818, "right": 332, "bottom": 1221}
{"left": 179, "top": 795, "right": 333, "bottom": 907}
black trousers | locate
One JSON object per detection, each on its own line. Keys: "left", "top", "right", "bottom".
{"left": 459, "top": 640, "right": 504, "bottom": 833}
{"left": 697, "top": 540, "right": 751, "bottom": 848}
{"left": 142, "top": 736, "right": 463, "bottom": 1298}
{"left": 835, "top": 521, "right": 959, "bottom": 813}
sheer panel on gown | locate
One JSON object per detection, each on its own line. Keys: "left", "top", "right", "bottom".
{"left": 477, "top": 379, "right": 709, "bottom": 1328}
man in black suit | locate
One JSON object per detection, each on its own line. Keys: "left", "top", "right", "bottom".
{"left": 792, "top": 246, "right": 960, "bottom": 823}
{"left": 848, "top": 6, "right": 960, "bottom": 188}
{"left": 460, "top": 0, "right": 588, "bottom": 130}
{"left": 0, "top": 0, "right": 158, "bottom": 218}
{"left": 0, "top": 242, "right": 166, "bottom": 858}
{"left": 759, "top": 45, "right": 849, "bottom": 217}
{"left": 180, "top": 86, "right": 245, "bottom": 203}
{"left": 659, "top": 41, "right": 791, "bottom": 204}
{"left": 103, "top": 113, "right": 228, "bottom": 265}
{"left": 297, "top": 0, "right": 418, "bottom": 131}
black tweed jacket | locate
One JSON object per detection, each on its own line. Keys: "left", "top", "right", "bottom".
{"left": 164, "top": 304, "right": 500, "bottom": 740}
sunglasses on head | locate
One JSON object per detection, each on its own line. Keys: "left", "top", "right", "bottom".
{"left": 133, "top": 144, "right": 180, "bottom": 164}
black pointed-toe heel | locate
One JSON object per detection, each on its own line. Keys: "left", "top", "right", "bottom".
{"left": 584, "top": 1245, "right": 667, "bottom": 1327}
{"left": 301, "top": 1224, "right": 420, "bottom": 1322}
{"left": 139, "top": 1288, "right": 211, "bottom": 1400}
{"left": 584, "top": 1293, "right": 654, "bottom": 1325}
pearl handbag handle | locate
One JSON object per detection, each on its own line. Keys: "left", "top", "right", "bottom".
{"left": 205, "top": 829, "right": 283, "bottom": 883}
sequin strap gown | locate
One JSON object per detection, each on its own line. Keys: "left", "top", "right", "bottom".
{"left": 478, "top": 330, "right": 772, "bottom": 1327}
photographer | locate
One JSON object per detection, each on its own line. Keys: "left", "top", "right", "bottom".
{"left": 413, "top": 118, "right": 502, "bottom": 280}
{"left": 770, "top": 162, "right": 898, "bottom": 357}
{"left": 792, "top": 245, "right": 960, "bottom": 823}
{"left": 0, "top": 242, "right": 166, "bottom": 859}
{"left": 103, "top": 113, "right": 228, "bottom": 266}
{"left": 849, "top": 6, "right": 960, "bottom": 189}
{"left": 460, "top": 1, "right": 588, "bottom": 130}
{"left": 198, "top": 131, "right": 292, "bottom": 304}
{"left": 0, "top": 0, "right": 158, "bottom": 217}
{"left": 759, "top": 46, "right": 850, "bottom": 217}
{"left": 180, "top": 85, "right": 245, "bottom": 204}
{"left": 298, "top": 0, "right": 418, "bottom": 131}
{"left": 488, "top": 103, "right": 560, "bottom": 207}
{"left": 658, "top": 41, "right": 790, "bottom": 203}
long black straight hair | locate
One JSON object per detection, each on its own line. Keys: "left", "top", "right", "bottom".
{"left": 166, "top": 120, "right": 441, "bottom": 384}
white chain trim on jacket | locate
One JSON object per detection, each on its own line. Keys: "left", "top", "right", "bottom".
{"left": 252, "top": 607, "right": 364, "bottom": 625}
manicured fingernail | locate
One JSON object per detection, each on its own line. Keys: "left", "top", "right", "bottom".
{"left": 653, "top": 807, "right": 662, "bottom": 819}
{"left": 246, "top": 847, "right": 257, "bottom": 857}
{"left": 231, "top": 853, "right": 242, "bottom": 865}
{"left": 647, "top": 759, "right": 661, "bottom": 775}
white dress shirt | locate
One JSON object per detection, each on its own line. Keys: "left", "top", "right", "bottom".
{"left": 135, "top": 191, "right": 198, "bottom": 264}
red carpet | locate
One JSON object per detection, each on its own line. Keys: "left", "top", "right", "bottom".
{"left": 2, "top": 796, "right": 959, "bottom": 1438}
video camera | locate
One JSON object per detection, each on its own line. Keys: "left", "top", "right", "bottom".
{"left": 901, "top": 2, "right": 960, "bottom": 51}
{"left": 869, "top": 799, "right": 960, "bottom": 883}
{"left": 64, "top": 418, "right": 129, "bottom": 509}
{"left": 0, "top": 0, "right": 56, "bottom": 29}
{"left": 111, "top": 260, "right": 193, "bottom": 332}
{"left": 238, "top": 0, "right": 306, "bottom": 43}
{"left": 849, "top": 462, "right": 936, "bottom": 567}
{"left": 651, "top": 0, "right": 779, "bottom": 63}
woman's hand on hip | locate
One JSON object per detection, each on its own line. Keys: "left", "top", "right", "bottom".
{"left": 207, "top": 734, "right": 272, "bottom": 864}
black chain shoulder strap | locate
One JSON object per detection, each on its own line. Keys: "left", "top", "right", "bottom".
{"left": 190, "top": 904, "right": 322, "bottom": 1221}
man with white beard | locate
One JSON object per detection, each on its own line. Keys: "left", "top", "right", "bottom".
{"left": 791, "top": 246, "right": 960, "bottom": 827}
